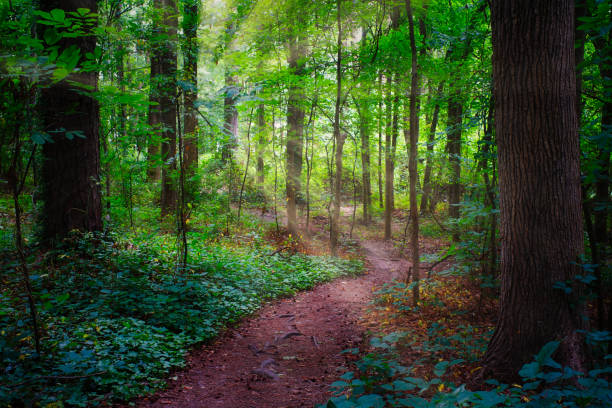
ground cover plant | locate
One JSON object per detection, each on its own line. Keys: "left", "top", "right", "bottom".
{"left": 0, "top": 229, "right": 362, "bottom": 406}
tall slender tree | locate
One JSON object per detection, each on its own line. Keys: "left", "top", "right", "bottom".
{"left": 330, "top": 0, "right": 344, "bottom": 255}
{"left": 405, "top": 0, "right": 420, "bottom": 306}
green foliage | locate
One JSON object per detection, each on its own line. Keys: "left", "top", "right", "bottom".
{"left": 322, "top": 336, "right": 612, "bottom": 408}
{"left": 0, "top": 232, "right": 362, "bottom": 406}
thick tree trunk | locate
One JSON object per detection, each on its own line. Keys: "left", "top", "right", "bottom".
{"left": 286, "top": 33, "right": 306, "bottom": 235}
{"left": 483, "top": 0, "right": 585, "bottom": 381}
{"left": 158, "top": 0, "right": 178, "bottom": 218}
{"left": 40, "top": 0, "right": 102, "bottom": 243}
{"left": 183, "top": 0, "right": 199, "bottom": 181}
{"left": 420, "top": 83, "right": 443, "bottom": 213}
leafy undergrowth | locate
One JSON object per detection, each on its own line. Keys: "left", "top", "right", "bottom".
{"left": 0, "top": 231, "right": 362, "bottom": 407}
{"left": 367, "top": 274, "right": 497, "bottom": 386}
{"left": 323, "top": 273, "right": 612, "bottom": 407}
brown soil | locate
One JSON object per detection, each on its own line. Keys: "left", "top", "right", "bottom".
{"left": 129, "top": 238, "right": 408, "bottom": 408}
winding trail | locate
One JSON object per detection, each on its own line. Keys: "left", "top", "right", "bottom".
{"left": 132, "top": 240, "right": 409, "bottom": 408}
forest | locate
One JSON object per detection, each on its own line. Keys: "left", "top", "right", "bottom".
{"left": 1, "top": 0, "right": 611, "bottom": 406}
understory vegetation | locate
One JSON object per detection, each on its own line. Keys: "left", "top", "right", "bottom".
{"left": 0, "top": 220, "right": 362, "bottom": 406}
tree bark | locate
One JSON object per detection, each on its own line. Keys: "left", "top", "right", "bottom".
{"left": 286, "top": 29, "right": 306, "bottom": 235}
{"left": 420, "top": 83, "right": 443, "bottom": 213}
{"left": 405, "top": 2, "right": 421, "bottom": 307}
{"left": 378, "top": 72, "right": 384, "bottom": 209}
{"left": 384, "top": 75, "right": 395, "bottom": 240}
{"left": 355, "top": 95, "right": 372, "bottom": 224}
{"left": 222, "top": 71, "right": 238, "bottom": 163}
{"left": 330, "top": 0, "right": 344, "bottom": 255}
{"left": 39, "top": 0, "right": 102, "bottom": 243}
{"left": 447, "top": 93, "right": 462, "bottom": 228}
{"left": 257, "top": 103, "right": 265, "bottom": 186}
{"left": 482, "top": 0, "right": 585, "bottom": 381}
{"left": 182, "top": 0, "right": 199, "bottom": 183}
{"left": 159, "top": 0, "right": 178, "bottom": 218}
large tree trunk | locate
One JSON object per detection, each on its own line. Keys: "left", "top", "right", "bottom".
{"left": 482, "top": 0, "right": 585, "bottom": 381}
{"left": 286, "top": 32, "right": 306, "bottom": 235}
{"left": 159, "top": 0, "right": 178, "bottom": 218}
{"left": 182, "top": 0, "right": 199, "bottom": 182}
{"left": 40, "top": 0, "right": 102, "bottom": 244}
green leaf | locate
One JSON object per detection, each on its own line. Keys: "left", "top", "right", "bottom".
{"left": 43, "top": 28, "right": 61, "bottom": 45}
{"left": 32, "top": 132, "right": 54, "bottom": 145}
{"left": 356, "top": 394, "right": 384, "bottom": 408}
{"left": 66, "top": 130, "right": 86, "bottom": 140}
{"left": 76, "top": 8, "right": 91, "bottom": 17}
{"left": 50, "top": 9, "right": 66, "bottom": 22}
{"left": 392, "top": 380, "right": 415, "bottom": 391}
{"left": 518, "top": 362, "right": 539, "bottom": 379}
{"left": 433, "top": 361, "right": 449, "bottom": 377}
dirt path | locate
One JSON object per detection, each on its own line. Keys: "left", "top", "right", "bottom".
{"left": 131, "top": 240, "right": 408, "bottom": 408}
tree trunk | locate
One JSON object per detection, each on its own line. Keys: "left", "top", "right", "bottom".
{"left": 182, "top": 0, "right": 199, "bottom": 183}
{"left": 384, "top": 75, "right": 395, "bottom": 240}
{"left": 330, "top": 0, "right": 344, "bottom": 256}
{"left": 222, "top": 72, "right": 238, "bottom": 163}
{"left": 482, "top": 0, "right": 585, "bottom": 381}
{"left": 286, "top": 32, "right": 306, "bottom": 235}
{"left": 420, "top": 83, "right": 443, "bottom": 213}
{"left": 158, "top": 0, "right": 178, "bottom": 218}
{"left": 405, "top": 2, "right": 420, "bottom": 307}
{"left": 257, "top": 103, "right": 265, "bottom": 186}
{"left": 355, "top": 94, "right": 372, "bottom": 225}
{"left": 40, "top": 0, "right": 102, "bottom": 243}
{"left": 447, "top": 93, "right": 462, "bottom": 230}
{"left": 377, "top": 72, "right": 384, "bottom": 209}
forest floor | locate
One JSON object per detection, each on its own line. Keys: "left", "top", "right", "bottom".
{"left": 128, "top": 210, "right": 427, "bottom": 408}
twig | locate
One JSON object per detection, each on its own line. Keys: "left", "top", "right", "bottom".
{"left": 268, "top": 246, "right": 292, "bottom": 257}
{"left": 425, "top": 253, "right": 452, "bottom": 278}
{"left": 430, "top": 211, "right": 449, "bottom": 233}
{"left": 311, "top": 335, "right": 320, "bottom": 349}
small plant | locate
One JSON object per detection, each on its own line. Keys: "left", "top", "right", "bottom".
{"left": 322, "top": 336, "right": 612, "bottom": 408}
